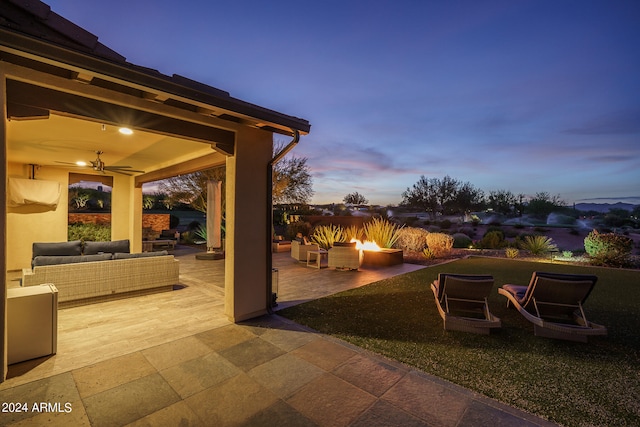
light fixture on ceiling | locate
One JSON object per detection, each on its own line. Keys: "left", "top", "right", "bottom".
{"left": 118, "top": 127, "right": 133, "bottom": 135}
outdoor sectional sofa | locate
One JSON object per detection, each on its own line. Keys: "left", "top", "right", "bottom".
{"left": 21, "top": 239, "right": 180, "bottom": 307}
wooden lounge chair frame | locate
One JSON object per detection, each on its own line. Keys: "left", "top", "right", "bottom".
{"left": 430, "top": 273, "right": 501, "bottom": 335}
{"left": 498, "top": 271, "right": 607, "bottom": 342}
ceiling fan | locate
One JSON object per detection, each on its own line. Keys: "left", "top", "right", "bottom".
{"left": 58, "top": 151, "right": 145, "bottom": 175}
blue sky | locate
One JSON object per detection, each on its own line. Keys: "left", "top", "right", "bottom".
{"left": 46, "top": 0, "right": 640, "bottom": 206}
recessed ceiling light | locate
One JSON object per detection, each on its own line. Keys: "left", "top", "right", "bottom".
{"left": 119, "top": 127, "right": 133, "bottom": 135}
{"left": 76, "top": 161, "right": 87, "bottom": 166}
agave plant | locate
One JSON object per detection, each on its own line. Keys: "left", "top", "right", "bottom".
{"left": 310, "top": 224, "right": 345, "bottom": 250}
{"left": 194, "top": 224, "right": 207, "bottom": 241}
{"left": 363, "top": 217, "right": 404, "bottom": 249}
{"left": 519, "top": 235, "right": 557, "bottom": 255}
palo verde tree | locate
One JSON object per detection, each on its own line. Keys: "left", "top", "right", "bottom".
{"left": 525, "top": 192, "right": 564, "bottom": 218}
{"left": 159, "top": 166, "right": 226, "bottom": 213}
{"left": 159, "top": 141, "right": 313, "bottom": 213}
{"left": 401, "top": 175, "right": 484, "bottom": 218}
{"left": 272, "top": 140, "right": 314, "bottom": 205}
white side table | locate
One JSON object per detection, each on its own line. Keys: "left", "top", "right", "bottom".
{"left": 306, "top": 249, "right": 328, "bottom": 269}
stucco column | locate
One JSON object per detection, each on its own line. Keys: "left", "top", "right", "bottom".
{"left": 1, "top": 70, "right": 8, "bottom": 380}
{"left": 112, "top": 175, "right": 142, "bottom": 252}
{"left": 224, "top": 127, "right": 272, "bottom": 322}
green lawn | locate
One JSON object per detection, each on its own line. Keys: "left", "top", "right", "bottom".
{"left": 278, "top": 257, "right": 640, "bottom": 427}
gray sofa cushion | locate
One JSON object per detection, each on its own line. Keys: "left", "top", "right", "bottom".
{"left": 33, "top": 240, "right": 82, "bottom": 258}
{"left": 333, "top": 241, "right": 357, "bottom": 248}
{"left": 33, "top": 253, "right": 113, "bottom": 267}
{"left": 84, "top": 239, "right": 130, "bottom": 255}
{"left": 113, "top": 251, "right": 168, "bottom": 259}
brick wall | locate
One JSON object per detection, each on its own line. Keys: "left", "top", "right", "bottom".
{"left": 68, "top": 213, "right": 170, "bottom": 232}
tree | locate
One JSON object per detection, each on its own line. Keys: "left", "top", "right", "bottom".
{"left": 487, "top": 189, "right": 517, "bottom": 215}
{"left": 526, "top": 192, "right": 564, "bottom": 218}
{"left": 272, "top": 141, "right": 314, "bottom": 204}
{"left": 343, "top": 192, "right": 368, "bottom": 205}
{"left": 402, "top": 175, "right": 484, "bottom": 218}
{"left": 158, "top": 140, "right": 313, "bottom": 212}
{"left": 401, "top": 175, "right": 440, "bottom": 218}
{"left": 159, "top": 167, "right": 225, "bottom": 213}
{"left": 452, "top": 181, "right": 485, "bottom": 214}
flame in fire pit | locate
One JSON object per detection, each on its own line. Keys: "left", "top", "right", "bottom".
{"left": 351, "top": 238, "right": 381, "bottom": 251}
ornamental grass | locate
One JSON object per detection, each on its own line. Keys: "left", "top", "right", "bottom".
{"left": 279, "top": 257, "right": 640, "bottom": 427}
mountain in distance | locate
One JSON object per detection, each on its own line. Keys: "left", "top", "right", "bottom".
{"left": 574, "top": 202, "right": 638, "bottom": 213}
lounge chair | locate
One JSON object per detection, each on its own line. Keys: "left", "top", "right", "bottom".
{"left": 430, "top": 274, "right": 501, "bottom": 334}
{"left": 328, "top": 242, "right": 362, "bottom": 270}
{"left": 498, "top": 271, "right": 607, "bottom": 342}
{"left": 291, "top": 240, "right": 319, "bottom": 262}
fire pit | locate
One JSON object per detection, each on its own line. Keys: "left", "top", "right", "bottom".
{"left": 350, "top": 239, "right": 404, "bottom": 268}
{"left": 362, "top": 248, "right": 403, "bottom": 267}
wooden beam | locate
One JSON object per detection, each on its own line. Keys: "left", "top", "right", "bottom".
{"left": 7, "top": 80, "right": 236, "bottom": 147}
{"left": 135, "top": 152, "right": 226, "bottom": 187}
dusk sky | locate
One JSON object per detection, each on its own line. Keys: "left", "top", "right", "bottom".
{"left": 46, "top": 0, "right": 640, "bottom": 206}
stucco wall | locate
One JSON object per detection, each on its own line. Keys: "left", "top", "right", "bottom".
{"left": 6, "top": 164, "right": 142, "bottom": 270}
{"left": 6, "top": 163, "right": 69, "bottom": 270}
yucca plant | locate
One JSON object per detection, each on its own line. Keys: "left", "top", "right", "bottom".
{"left": 343, "top": 225, "right": 362, "bottom": 242}
{"left": 310, "top": 224, "right": 345, "bottom": 250}
{"left": 519, "top": 235, "right": 557, "bottom": 255}
{"left": 363, "top": 217, "right": 404, "bottom": 248}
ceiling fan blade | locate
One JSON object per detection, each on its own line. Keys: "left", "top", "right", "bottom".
{"left": 104, "top": 166, "right": 145, "bottom": 173}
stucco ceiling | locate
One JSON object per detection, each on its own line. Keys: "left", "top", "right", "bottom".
{"left": 7, "top": 113, "right": 224, "bottom": 179}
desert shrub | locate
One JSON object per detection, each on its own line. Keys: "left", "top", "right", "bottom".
{"left": 426, "top": 232, "right": 454, "bottom": 257}
{"left": 505, "top": 247, "right": 519, "bottom": 258}
{"left": 311, "top": 224, "right": 346, "bottom": 250}
{"left": 456, "top": 227, "right": 476, "bottom": 238}
{"left": 519, "top": 235, "right": 557, "bottom": 255}
{"left": 286, "top": 221, "right": 312, "bottom": 240}
{"left": 68, "top": 223, "right": 111, "bottom": 242}
{"left": 452, "top": 233, "right": 472, "bottom": 248}
{"left": 422, "top": 247, "right": 436, "bottom": 260}
{"left": 562, "top": 251, "right": 573, "bottom": 258}
{"left": 479, "top": 230, "right": 505, "bottom": 249}
{"left": 485, "top": 225, "right": 504, "bottom": 235}
{"left": 439, "top": 219, "right": 452, "bottom": 229}
{"left": 584, "top": 229, "right": 633, "bottom": 267}
{"left": 400, "top": 216, "right": 418, "bottom": 227}
{"left": 363, "top": 217, "right": 404, "bottom": 249}
{"left": 395, "top": 227, "right": 429, "bottom": 252}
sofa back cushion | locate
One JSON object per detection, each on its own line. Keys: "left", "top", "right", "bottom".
{"left": 84, "top": 239, "right": 130, "bottom": 255}
{"left": 113, "top": 251, "right": 168, "bottom": 259}
{"left": 33, "top": 240, "right": 82, "bottom": 258}
{"left": 33, "top": 253, "right": 112, "bottom": 267}
{"left": 333, "top": 241, "right": 357, "bottom": 248}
